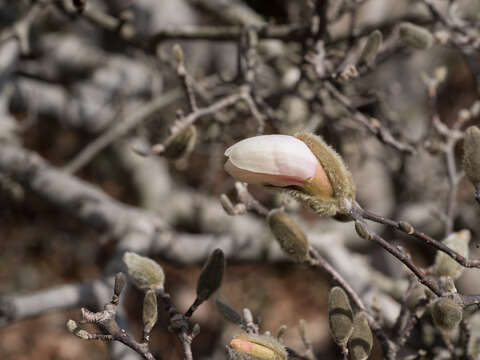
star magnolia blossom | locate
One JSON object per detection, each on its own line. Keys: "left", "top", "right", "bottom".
{"left": 224, "top": 135, "right": 333, "bottom": 198}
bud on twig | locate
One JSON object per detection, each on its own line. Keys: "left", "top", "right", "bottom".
{"left": 348, "top": 312, "right": 373, "bottom": 360}
{"left": 464, "top": 126, "right": 480, "bottom": 194}
{"left": 433, "top": 230, "right": 470, "bottom": 279}
{"left": 354, "top": 221, "right": 371, "bottom": 241}
{"left": 114, "top": 272, "right": 126, "bottom": 297}
{"left": 172, "top": 44, "right": 184, "bottom": 64}
{"left": 328, "top": 287, "right": 354, "bottom": 346}
{"left": 267, "top": 209, "right": 309, "bottom": 263}
{"left": 142, "top": 289, "right": 158, "bottom": 333}
{"left": 122, "top": 252, "right": 165, "bottom": 292}
{"left": 66, "top": 319, "right": 90, "bottom": 340}
{"left": 197, "top": 249, "right": 225, "bottom": 302}
{"left": 431, "top": 298, "right": 462, "bottom": 331}
{"left": 159, "top": 126, "right": 197, "bottom": 160}
{"left": 359, "top": 30, "right": 382, "bottom": 66}
{"left": 215, "top": 298, "right": 243, "bottom": 325}
{"left": 229, "top": 334, "right": 287, "bottom": 360}
{"left": 399, "top": 22, "right": 434, "bottom": 49}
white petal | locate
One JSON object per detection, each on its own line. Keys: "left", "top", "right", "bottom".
{"left": 224, "top": 135, "right": 317, "bottom": 180}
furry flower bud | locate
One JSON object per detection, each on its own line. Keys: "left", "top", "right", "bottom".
{"left": 348, "top": 312, "right": 373, "bottom": 360}
{"left": 267, "top": 209, "right": 309, "bottom": 263}
{"left": 399, "top": 22, "right": 434, "bottom": 49}
{"left": 463, "top": 126, "right": 480, "bottom": 193}
{"left": 197, "top": 249, "right": 225, "bottom": 302}
{"left": 328, "top": 287, "right": 354, "bottom": 346}
{"left": 431, "top": 298, "right": 463, "bottom": 331}
{"left": 224, "top": 135, "right": 334, "bottom": 199}
{"left": 433, "top": 230, "right": 470, "bottom": 280}
{"left": 225, "top": 133, "right": 355, "bottom": 217}
{"left": 122, "top": 252, "right": 165, "bottom": 292}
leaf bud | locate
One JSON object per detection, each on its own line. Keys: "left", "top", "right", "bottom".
{"left": 122, "top": 252, "right": 165, "bottom": 292}
{"left": 142, "top": 289, "right": 158, "bottom": 332}
{"left": 398, "top": 221, "right": 414, "bottom": 234}
{"left": 197, "top": 249, "right": 226, "bottom": 302}
{"left": 328, "top": 287, "right": 354, "bottom": 346}
{"left": 433, "top": 230, "right": 470, "bottom": 279}
{"left": 348, "top": 312, "right": 373, "bottom": 360}
{"left": 161, "top": 125, "right": 197, "bottom": 160}
{"left": 354, "top": 221, "right": 371, "bottom": 241}
{"left": 359, "top": 30, "right": 382, "bottom": 66}
{"left": 114, "top": 272, "right": 126, "bottom": 297}
{"left": 406, "top": 285, "right": 428, "bottom": 312}
{"left": 399, "top": 22, "right": 434, "bottom": 49}
{"left": 215, "top": 298, "right": 243, "bottom": 325}
{"left": 67, "top": 319, "right": 90, "bottom": 340}
{"left": 431, "top": 298, "right": 463, "bottom": 331}
{"left": 267, "top": 209, "right": 309, "bottom": 263}
{"left": 229, "top": 334, "right": 287, "bottom": 360}
{"left": 463, "top": 126, "right": 480, "bottom": 190}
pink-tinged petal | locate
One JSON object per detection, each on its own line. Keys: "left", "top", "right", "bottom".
{"left": 224, "top": 159, "right": 307, "bottom": 187}
{"left": 230, "top": 338, "right": 253, "bottom": 353}
{"left": 224, "top": 135, "right": 317, "bottom": 181}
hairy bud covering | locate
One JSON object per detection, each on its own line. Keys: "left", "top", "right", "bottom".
{"left": 359, "top": 30, "right": 382, "bottom": 66}
{"left": 163, "top": 125, "right": 197, "bottom": 160}
{"left": 328, "top": 287, "right": 354, "bottom": 346}
{"left": 348, "top": 312, "right": 373, "bottom": 360}
{"left": 267, "top": 209, "right": 309, "bottom": 263}
{"left": 431, "top": 298, "right": 463, "bottom": 331}
{"left": 399, "top": 22, "right": 434, "bottom": 49}
{"left": 433, "top": 230, "right": 470, "bottom": 279}
{"left": 142, "top": 289, "right": 158, "bottom": 332}
{"left": 464, "top": 126, "right": 480, "bottom": 190}
{"left": 122, "top": 252, "right": 165, "bottom": 292}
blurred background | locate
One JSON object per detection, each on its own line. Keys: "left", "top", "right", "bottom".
{"left": 1, "top": 0, "right": 480, "bottom": 359}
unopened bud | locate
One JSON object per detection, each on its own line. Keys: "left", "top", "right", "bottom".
{"left": 464, "top": 126, "right": 480, "bottom": 190}
{"left": 328, "top": 287, "right": 354, "bottom": 346}
{"left": 431, "top": 298, "right": 462, "bottom": 331}
{"left": 142, "top": 289, "right": 158, "bottom": 332}
{"left": 197, "top": 249, "right": 225, "bottom": 302}
{"left": 66, "top": 319, "right": 78, "bottom": 333}
{"left": 406, "top": 285, "right": 428, "bottom": 312}
{"left": 267, "top": 209, "right": 309, "bottom": 263}
{"left": 114, "top": 272, "right": 126, "bottom": 297}
{"left": 162, "top": 126, "right": 197, "bottom": 160}
{"left": 354, "top": 221, "right": 371, "bottom": 241}
{"left": 172, "top": 44, "right": 184, "bottom": 64}
{"left": 348, "top": 312, "right": 373, "bottom": 360}
{"left": 229, "top": 334, "right": 287, "bottom": 360}
{"left": 399, "top": 22, "right": 434, "bottom": 49}
{"left": 398, "top": 221, "right": 414, "bottom": 234}
{"left": 433, "top": 230, "right": 470, "bottom": 279}
{"left": 215, "top": 298, "right": 243, "bottom": 325}
{"left": 359, "top": 30, "right": 382, "bottom": 66}
{"left": 122, "top": 252, "right": 165, "bottom": 292}
{"left": 67, "top": 320, "right": 90, "bottom": 340}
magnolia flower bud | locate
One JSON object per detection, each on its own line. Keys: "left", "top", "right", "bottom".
{"left": 399, "top": 22, "right": 434, "bottom": 49}
{"left": 224, "top": 135, "right": 333, "bottom": 198}
{"left": 328, "top": 287, "right": 354, "bottom": 346}
{"left": 267, "top": 209, "right": 309, "bottom": 263}
{"left": 348, "top": 312, "right": 373, "bottom": 360}
{"left": 431, "top": 298, "right": 463, "bottom": 331}
{"left": 433, "top": 230, "right": 470, "bottom": 280}
{"left": 463, "top": 126, "right": 480, "bottom": 197}
{"left": 122, "top": 252, "right": 165, "bottom": 292}
{"left": 359, "top": 30, "right": 382, "bottom": 66}
{"left": 197, "top": 249, "right": 225, "bottom": 302}
{"left": 229, "top": 334, "right": 287, "bottom": 360}
{"left": 224, "top": 133, "right": 355, "bottom": 217}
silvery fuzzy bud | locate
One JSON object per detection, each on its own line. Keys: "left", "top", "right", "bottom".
{"left": 122, "top": 252, "right": 165, "bottom": 292}
{"left": 197, "top": 249, "right": 225, "bottom": 302}
{"left": 172, "top": 44, "right": 184, "bottom": 64}
{"left": 433, "top": 230, "right": 471, "bottom": 280}
{"left": 328, "top": 287, "right": 354, "bottom": 346}
{"left": 142, "top": 289, "right": 158, "bottom": 332}
{"left": 267, "top": 209, "right": 309, "bottom": 263}
{"left": 348, "top": 312, "right": 373, "bottom": 360}
{"left": 431, "top": 298, "right": 463, "bottom": 331}
{"left": 215, "top": 298, "right": 243, "bottom": 325}
{"left": 463, "top": 126, "right": 480, "bottom": 191}
{"left": 224, "top": 133, "right": 355, "bottom": 218}
{"left": 359, "top": 30, "right": 382, "bottom": 66}
{"left": 161, "top": 125, "right": 197, "bottom": 160}
{"left": 229, "top": 334, "right": 287, "bottom": 360}
{"left": 66, "top": 319, "right": 89, "bottom": 339}
{"left": 399, "top": 22, "right": 434, "bottom": 49}
{"left": 406, "top": 285, "right": 428, "bottom": 312}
